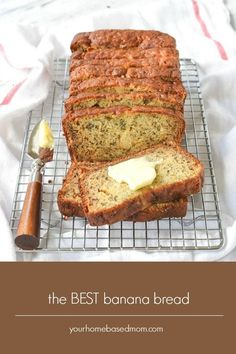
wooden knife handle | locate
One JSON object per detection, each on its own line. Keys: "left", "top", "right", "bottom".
{"left": 15, "top": 180, "right": 42, "bottom": 250}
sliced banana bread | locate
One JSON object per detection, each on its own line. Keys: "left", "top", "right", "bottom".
{"left": 78, "top": 143, "right": 204, "bottom": 226}
{"left": 63, "top": 106, "right": 185, "bottom": 162}
{"left": 70, "top": 29, "right": 176, "bottom": 52}
{"left": 57, "top": 163, "right": 188, "bottom": 221}
{"left": 64, "top": 92, "right": 184, "bottom": 113}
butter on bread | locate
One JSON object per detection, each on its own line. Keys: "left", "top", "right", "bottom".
{"left": 57, "top": 163, "right": 188, "bottom": 221}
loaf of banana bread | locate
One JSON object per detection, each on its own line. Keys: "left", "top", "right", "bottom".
{"left": 63, "top": 106, "right": 185, "bottom": 162}
{"left": 58, "top": 29, "right": 197, "bottom": 225}
{"left": 78, "top": 143, "right": 204, "bottom": 226}
{"left": 57, "top": 163, "right": 188, "bottom": 221}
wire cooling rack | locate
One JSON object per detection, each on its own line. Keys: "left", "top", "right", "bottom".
{"left": 10, "top": 58, "right": 224, "bottom": 253}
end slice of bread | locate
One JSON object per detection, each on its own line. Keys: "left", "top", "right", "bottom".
{"left": 70, "top": 29, "right": 176, "bottom": 52}
{"left": 57, "top": 163, "right": 188, "bottom": 221}
{"left": 57, "top": 164, "right": 84, "bottom": 217}
{"left": 78, "top": 143, "right": 204, "bottom": 226}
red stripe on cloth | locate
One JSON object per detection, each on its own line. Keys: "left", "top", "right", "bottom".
{"left": 192, "top": 0, "right": 228, "bottom": 60}
{"left": 0, "top": 80, "right": 26, "bottom": 105}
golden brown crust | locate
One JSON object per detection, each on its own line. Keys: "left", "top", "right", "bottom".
{"left": 127, "top": 198, "right": 187, "bottom": 222}
{"left": 70, "top": 29, "right": 176, "bottom": 52}
{"left": 57, "top": 191, "right": 84, "bottom": 217}
{"left": 78, "top": 143, "right": 204, "bottom": 226}
{"left": 71, "top": 46, "right": 178, "bottom": 62}
{"left": 57, "top": 164, "right": 84, "bottom": 217}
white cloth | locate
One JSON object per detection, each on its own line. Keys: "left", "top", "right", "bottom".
{"left": 0, "top": 0, "right": 236, "bottom": 261}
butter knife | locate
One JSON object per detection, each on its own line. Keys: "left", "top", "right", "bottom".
{"left": 15, "top": 120, "right": 54, "bottom": 250}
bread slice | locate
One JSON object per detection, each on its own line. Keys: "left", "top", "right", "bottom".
{"left": 78, "top": 143, "right": 204, "bottom": 226}
{"left": 57, "top": 163, "right": 188, "bottom": 221}
{"left": 70, "top": 29, "right": 176, "bottom": 52}
{"left": 62, "top": 106, "right": 185, "bottom": 162}
{"left": 70, "top": 56, "right": 179, "bottom": 73}
{"left": 71, "top": 46, "right": 178, "bottom": 63}
{"left": 69, "top": 77, "right": 186, "bottom": 98}
{"left": 70, "top": 64, "right": 180, "bottom": 83}
{"left": 64, "top": 92, "right": 184, "bottom": 113}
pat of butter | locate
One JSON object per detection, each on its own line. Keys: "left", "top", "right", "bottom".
{"left": 38, "top": 120, "right": 54, "bottom": 149}
{"left": 108, "top": 156, "right": 162, "bottom": 191}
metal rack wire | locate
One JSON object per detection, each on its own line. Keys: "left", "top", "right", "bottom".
{"left": 10, "top": 58, "right": 224, "bottom": 253}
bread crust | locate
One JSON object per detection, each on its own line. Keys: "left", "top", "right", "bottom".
{"left": 127, "top": 198, "right": 187, "bottom": 222}
{"left": 78, "top": 143, "right": 204, "bottom": 226}
{"left": 57, "top": 191, "right": 84, "bottom": 217}
{"left": 71, "top": 46, "right": 178, "bottom": 62}
{"left": 57, "top": 165, "right": 84, "bottom": 217}
{"left": 70, "top": 29, "right": 176, "bottom": 52}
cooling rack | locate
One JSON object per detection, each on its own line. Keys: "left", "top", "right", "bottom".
{"left": 10, "top": 58, "right": 224, "bottom": 254}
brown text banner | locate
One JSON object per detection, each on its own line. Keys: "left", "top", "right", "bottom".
{"left": 0, "top": 262, "right": 235, "bottom": 353}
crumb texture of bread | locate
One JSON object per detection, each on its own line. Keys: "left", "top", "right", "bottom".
{"left": 63, "top": 106, "right": 185, "bottom": 162}
{"left": 78, "top": 144, "right": 204, "bottom": 226}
